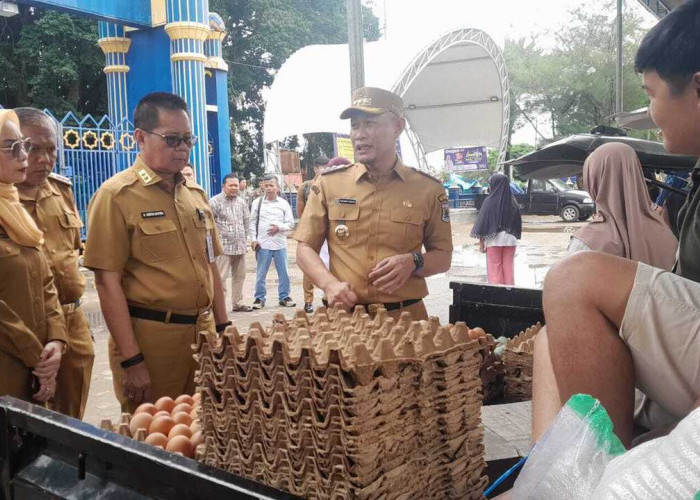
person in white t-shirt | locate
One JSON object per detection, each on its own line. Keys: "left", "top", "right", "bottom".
{"left": 249, "top": 175, "right": 296, "bottom": 308}
{"left": 471, "top": 173, "right": 522, "bottom": 285}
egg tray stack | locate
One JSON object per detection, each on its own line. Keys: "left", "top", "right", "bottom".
{"left": 194, "top": 307, "right": 488, "bottom": 499}
{"left": 503, "top": 323, "right": 543, "bottom": 402}
{"left": 476, "top": 334, "right": 505, "bottom": 405}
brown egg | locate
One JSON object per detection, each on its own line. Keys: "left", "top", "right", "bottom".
{"left": 153, "top": 410, "right": 171, "bottom": 419}
{"left": 174, "top": 394, "right": 194, "bottom": 406}
{"left": 173, "top": 412, "right": 192, "bottom": 426}
{"left": 190, "top": 420, "right": 201, "bottom": 434}
{"left": 468, "top": 327, "right": 486, "bottom": 339}
{"left": 166, "top": 435, "right": 194, "bottom": 458}
{"left": 144, "top": 432, "right": 168, "bottom": 448}
{"left": 154, "top": 396, "right": 175, "bottom": 413}
{"left": 149, "top": 415, "right": 176, "bottom": 436}
{"left": 192, "top": 392, "right": 201, "bottom": 403}
{"left": 191, "top": 430, "right": 204, "bottom": 447}
{"left": 171, "top": 403, "right": 192, "bottom": 416}
{"left": 134, "top": 403, "right": 158, "bottom": 416}
{"left": 129, "top": 413, "right": 153, "bottom": 436}
{"left": 168, "top": 423, "right": 192, "bottom": 440}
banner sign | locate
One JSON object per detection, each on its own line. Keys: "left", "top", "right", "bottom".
{"left": 333, "top": 133, "right": 402, "bottom": 162}
{"left": 444, "top": 146, "right": 488, "bottom": 172}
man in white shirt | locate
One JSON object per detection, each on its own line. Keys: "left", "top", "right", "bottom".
{"left": 210, "top": 174, "right": 252, "bottom": 312}
{"left": 249, "top": 175, "right": 296, "bottom": 308}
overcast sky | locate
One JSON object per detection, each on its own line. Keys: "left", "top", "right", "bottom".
{"left": 366, "top": 0, "right": 657, "bottom": 149}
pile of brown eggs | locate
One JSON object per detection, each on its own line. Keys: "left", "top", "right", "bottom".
{"left": 101, "top": 393, "right": 203, "bottom": 458}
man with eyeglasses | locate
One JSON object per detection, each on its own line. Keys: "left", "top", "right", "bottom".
{"left": 14, "top": 107, "right": 94, "bottom": 420}
{"left": 84, "top": 92, "right": 229, "bottom": 412}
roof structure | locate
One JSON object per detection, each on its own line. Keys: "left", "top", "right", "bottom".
{"left": 636, "top": 0, "right": 682, "bottom": 18}
{"left": 263, "top": 28, "right": 510, "bottom": 171}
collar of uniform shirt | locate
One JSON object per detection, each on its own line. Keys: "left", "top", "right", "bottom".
{"left": 355, "top": 156, "right": 407, "bottom": 183}
{"left": 17, "top": 179, "right": 57, "bottom": 202}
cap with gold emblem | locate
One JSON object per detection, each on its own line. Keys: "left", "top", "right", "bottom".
{"left": 340, "top": 87, "right": 404, "bottom": 120}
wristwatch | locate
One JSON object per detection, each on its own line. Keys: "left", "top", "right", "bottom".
{"left": 411, "top": 251, "right": 424, "bottom": 272}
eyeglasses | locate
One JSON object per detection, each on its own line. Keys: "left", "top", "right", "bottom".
{"left": 0, "top": 138, "right": 31, "bottom": 160}
{"left": 141, "top": 129, "right": 198, "bottom": 148}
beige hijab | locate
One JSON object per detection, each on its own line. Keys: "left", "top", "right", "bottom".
{"left": 574, "top": 142, "right": 677, "bottom": 270}
{"left": 0, "top": 110, "right": 43, "bottom": 248}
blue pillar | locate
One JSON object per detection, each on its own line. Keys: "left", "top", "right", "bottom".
{"left": 97, "top": 22, "right": 131, "bottom": 129}
{"left": 165, "top": 0, "right": 211, "bottom": 194}
{"left": 204, "top": 12, "right": 231, "bottom": 191}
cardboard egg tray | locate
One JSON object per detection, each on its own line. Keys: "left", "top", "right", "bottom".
{"left": 193, "top": 306, "right": 488, "bottom": 499}
{"left": 476, "top": 334, "right": 505, "bottom": 404}
{"left": 503, "top": 323, "right": 543, "bottom": 402}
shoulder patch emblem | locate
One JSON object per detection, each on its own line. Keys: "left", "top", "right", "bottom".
{"left": 408, "top": 166, "right": 441, "bottom": 183}
{"left": 137, "top": 169, "right": 152, "bottom": 184}
{"left": 438, "top": 193, "right": 448, "bottom": 203}
{"left": 48, "top": 172, "right": 72, "bottom": 185}
{"left": 311, "top": 185, "right": 320, "bottom": 195}
{"left": 321, "top": 163, "right": 353, "bottom": 175}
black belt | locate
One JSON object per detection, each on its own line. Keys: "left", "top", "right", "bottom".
{"left": 128, "top": 305, "right": 200, "bottom": 325}
{"left": 322, "top": 298, "right": 422, "bottom": 312}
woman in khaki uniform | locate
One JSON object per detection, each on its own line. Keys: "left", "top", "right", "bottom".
{"left": 0, "top": 109, "right": 66, "bottom": 403}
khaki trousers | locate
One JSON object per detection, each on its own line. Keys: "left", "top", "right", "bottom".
{"left": 216, "top": 254, "right": 246, "bottom": 308}
{"left": 109, "top": 311, "right": 215, "bottom": 413}
{"left": 50, "top": 306, "right": 94, "bottom": 419}
{"left": 302, "top": 273, "right": 315, "bottom": 304}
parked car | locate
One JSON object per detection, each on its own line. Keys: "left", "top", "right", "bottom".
{"left": 475, "top": 178, "right": 595, "bottom": 222}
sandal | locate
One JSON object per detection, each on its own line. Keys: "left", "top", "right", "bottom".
{"left": 231, "top": 304, "right": 253, "bottom": 312}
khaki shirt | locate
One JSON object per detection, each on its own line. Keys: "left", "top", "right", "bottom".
{"left": 19, "top": 174, "right": 85, "bottom": 304}
{"left": 294, "top": 158, "right": 452, "bottom": 304}
{"left": 0, "top": 228, "right": 67, "bottom": 367}
{"left": 83, "top": 157, "right": 223, "bottom": 312}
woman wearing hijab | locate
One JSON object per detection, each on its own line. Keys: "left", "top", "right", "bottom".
{"left": 568, "top": 142, "right": 679, "bottom": 437}
{"left": 0, "top": 109, "right": 66, "bottom": 403}
{"left": 471, "top": 173, "right": 522, "bottom": 285}
{"left": 568, "top": 142, "right": 678, "bottom": 271}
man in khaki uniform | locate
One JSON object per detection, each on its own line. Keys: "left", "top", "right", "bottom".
{"left": 296, "top": 157, "right": 329, "bottom": 313}
{"left": 295, "top": 87, "right": 453, "bottom": 321}
{"left": 84, "top": 93, "right": 228, "bottom": 412}
{"left": 15, "top": 107, "right": 94, "bottom": 419}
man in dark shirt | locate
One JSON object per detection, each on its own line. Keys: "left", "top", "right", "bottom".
{"left": 532, "top": 0, "right": 700, "bottom": 448}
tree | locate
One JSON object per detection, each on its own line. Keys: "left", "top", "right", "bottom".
{"left": 0, "top": 8, "right": 106, "bottom": 116}
{"left": 210, "top": 0, "right": 381, "bottom": 180}
{"left": 505, "top": 0, "right": 650, "bottom": 143}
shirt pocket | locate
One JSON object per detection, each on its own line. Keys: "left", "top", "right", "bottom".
{"left": 57, "top": 211, "right": 83, "bottom": 249}
{"left": 191, "top": 210, "right": 215, "bottom": 258}
{"left": 390, "top": 207, "right": 424, "bottom": 250}
{"left": 134, "top": 219, "right": 183, "bottom": 263}
{"left": 329, "top": 204, "right": 360, "bottom": 245}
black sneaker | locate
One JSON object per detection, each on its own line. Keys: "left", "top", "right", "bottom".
{"left": 279, "top": 297, "right": 296, "bottom": 307}
{"left": 252, "top": 299, "right": 265, "bottom": 309}
{"left": 304, "top": 302, "right": 314, "bottom": 313}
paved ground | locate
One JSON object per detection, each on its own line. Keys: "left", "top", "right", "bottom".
{"left": 81, "top": 211, "right": 575, "bottom": 425}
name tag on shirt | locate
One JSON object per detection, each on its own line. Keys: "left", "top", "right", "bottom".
{"left": 205, "top": 231, "right": 215, "bottom": 263}
{"left": 337, "top": 198, "right": 356, "bottom": 205}
{"left": 141, "top": 210, "right": 165, "bottom": 219}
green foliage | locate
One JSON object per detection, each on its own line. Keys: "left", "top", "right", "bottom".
{"left": 505, "top": 0, "right": 650, "bottom": 142}
{"left": 0, "top": 8, "right": 106, "bottom": 116}
{"left": 209, "top": 0, "right": 380, "bottom": 179}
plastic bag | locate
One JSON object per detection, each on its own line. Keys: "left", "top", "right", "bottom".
{"left": 512, "top": 394, "right": 625, "bottom": 499}
{"left": 593, "top": 405, "right": 700, "bottom": 499}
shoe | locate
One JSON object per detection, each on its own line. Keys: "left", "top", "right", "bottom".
{"left": 252, "top": 299, "right": 265, "bottom": 309}
{"left": 304, "top": 302, "right": 314, "bottom": 313}
{"left": 279, "top": 297, "right": 296, "bottom": 307}
{"left": 231, "top": 304, "right": 253, "bottom": 312}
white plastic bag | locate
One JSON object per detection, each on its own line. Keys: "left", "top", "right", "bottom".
{"left": 512, "top": 394, "right": 626, "bottom": 499}
{"left": 593, "top": 406, "right": 700, "bottom": 499}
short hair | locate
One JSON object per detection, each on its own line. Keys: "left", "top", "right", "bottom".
{"left": 14, "top": 107, "right": 58, "bottom": 135}
{"left": 222, "top": 173, "right": 238, "bottom": 184}
{"left": 313, "top": 156, "right": 330, "bottom": 167}
{"left": 134, "top": 92, "right": 189, "bottom": 130}
{"left": 635, "top": 0, "right": 700, "bottom": 94}
{"left": 261, "top": 174, "right": 278, "bottom": 184}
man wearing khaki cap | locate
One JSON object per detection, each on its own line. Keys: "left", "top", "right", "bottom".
{"left": 294, "top": 87, "right": 453, "bottom": 320}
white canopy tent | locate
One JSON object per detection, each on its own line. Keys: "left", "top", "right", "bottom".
{"left": 263, "top": 28, "right": 510, "bottom": 173}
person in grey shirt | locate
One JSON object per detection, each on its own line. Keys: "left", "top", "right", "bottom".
{"left": 210, "top": 174, "right": 252, "bottom": 312}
